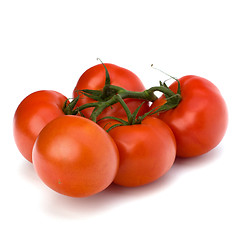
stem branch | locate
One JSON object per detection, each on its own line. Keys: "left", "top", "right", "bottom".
{"left": 68, "top": 81, "right": 181, "bottom": 121}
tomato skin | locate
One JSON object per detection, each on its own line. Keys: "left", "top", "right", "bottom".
{"left": 150, "top": 75, "right": 228, "bottom": 158}
{"left": 99, "top": 117, "right": 176, "bottom": 187}
{"left": 32, "top": 115, "right": 119, "bottom": 197}
{"left": 73, "top": 63, "right": 149, "bottom": 119}
{"left": 13, "top": 90, "right": 67, "bottom": 162}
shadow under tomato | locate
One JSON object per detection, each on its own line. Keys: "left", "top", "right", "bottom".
{"left": 18, "top": 160, "right": 40, "bottom": 185}
{"left": 174, "top": 146, "right": 223, "bottom": 168}
{"left": 40, "top": 166, "right": 178, "bottom": 219}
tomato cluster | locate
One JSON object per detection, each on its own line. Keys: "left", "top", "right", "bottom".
{"left": 13, "top": 62, "right": 228, "bottom": 197}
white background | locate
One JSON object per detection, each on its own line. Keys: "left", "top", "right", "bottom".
{"left": 1, "top": 0, "right": 239, "bottom": 239}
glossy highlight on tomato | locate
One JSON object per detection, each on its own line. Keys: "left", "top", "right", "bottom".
{"left": 13, "top": 90, "right": 67, "bottom": 162}
{"left": 32, "top": 115, "right": 119, "bottom": 197}
{"left": 73, "top": 63, "right": 149, "bottom": 120}
{"left": 150, "top": 75, "right": 228, "bottom": 158}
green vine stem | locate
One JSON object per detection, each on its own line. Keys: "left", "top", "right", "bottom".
{"left": 63, "top": 83, "right": 181, "bottom": 122}
{"left": 63, "top": 61, "right": 182, "bottom": 122}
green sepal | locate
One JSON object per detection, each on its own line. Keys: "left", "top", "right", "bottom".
{"left": 63, "top": 96, "right": 79, "bottom": 115}
{"left": 131, "top": 101, "right": 146, "bottom": 124}
{"left": 97, "top": 116, "right": 129, "bottom": 126}
{"left": 150, "top": 94, "right": 182, "bottom": 115}
{"left": 82, "top": 89, "right": 103, "bottom": 96}
{"left": 106, "top": 123, "right": 124, "bottom": 132}
{"left": 136, "top": 106, "right": 158, "bottom": 123}
{"left": 81, "top": 89, "right": 103, "bottom": 101}
{"left": 97, "top": 58, "right": 111, "bottom": 86}
{"left": 159, "top": 80, "right": 175, "bottom": 98}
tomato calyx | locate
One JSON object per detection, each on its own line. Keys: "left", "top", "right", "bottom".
{"left": 97, "top": 94, "right": 172, "bottom": 132}
{"left": 63, "top": 96, "right": 79, "bottom": 115}
{"left": 78, "top": 59, "right": 120, "bottom": 102}
{"left": 97, "top": 95, "right": 147, "bottom": 132}
{"left": 97, "top": 58, "right": 120, "bottom": 100}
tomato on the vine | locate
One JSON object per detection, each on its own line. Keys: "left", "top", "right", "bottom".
{"left": 13, "top": 90, "right": 67, "bottom": 162}
{"left": 150, "top": 75, "right": 228, "bottom": 158}
{"left": 73, "top": 63, "right": 149, "bottom": 120}
{"left": 33, "top": 115, "right": 119, "bottom": 197}
{"left": 99, "top": 117, "right": 176, "bottom": 187}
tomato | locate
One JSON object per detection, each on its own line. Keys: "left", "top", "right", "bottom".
{"left": 32, "top": 115, "right": 119, "bottom": 197}
{"left": 73, "top": 63, "right": 149, "bottom": 120}
{"left": 13, "top": 90, "right": 67, "bottom": 162}
{"left": 99, "top": 117, "right": 176, "bottom": 187}
{"left": 150, "top": 75, "right": 228, "bottom": 158}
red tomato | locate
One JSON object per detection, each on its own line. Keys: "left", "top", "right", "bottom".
{"left": 32, "top": 115, "right": 119, "bottom": 197}
{"left": 73, "top": 63, "right": 149, "bottom": 120}
{"left": 13, "top": 90, "right": 67, "bottom": 162}
{"left": 99, "top": 117, "right": 176, "bottom": 187}
{"left": 150, "top": 75, "right": 228, "bottom": 158}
